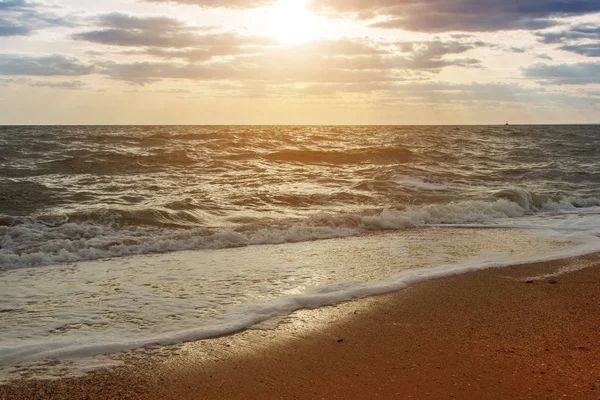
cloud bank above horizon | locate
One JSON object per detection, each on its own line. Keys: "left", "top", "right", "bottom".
{"left": 0, "top": 0, "right": 598, "bottom": 124}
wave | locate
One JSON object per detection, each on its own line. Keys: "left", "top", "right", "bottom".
{"left": 0, "top": 181, "right": 59, "bottom": 215}
{"left": 41, "top": 150, "right": 196, "bottom": 175}
{"left": 394, "top": 175, "right": 448, "bottom": 191}
{"left": 0, "top": 206, "right": 209, "bottom": 229}
{"left": 2, "top": 189, "right": 598, "bottom": 270}
{"left": 146, "top": 131, "right": 228, "bottom": 142}
{"left": 492, "top": 188, "right": 600, "bottom": 210}
{"left": 263, "top": 147, "right": 413, "bottom": 165}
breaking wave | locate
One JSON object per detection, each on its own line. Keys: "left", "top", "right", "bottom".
{"left": 2, "top": 189, "right": 598, "bottom": 270}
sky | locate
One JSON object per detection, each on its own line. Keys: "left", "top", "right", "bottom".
{"left": 0, "top": 0, "right": 599, "bottom": 124}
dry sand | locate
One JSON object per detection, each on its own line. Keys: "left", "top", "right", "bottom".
{"left": 1, "top": 254, "right": 600, "bottom": 399}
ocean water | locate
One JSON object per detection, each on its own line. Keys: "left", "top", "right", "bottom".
{"left": 1, "top": 125, "right": 600, "bottom": 367}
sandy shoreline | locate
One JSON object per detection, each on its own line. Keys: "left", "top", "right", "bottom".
{"left": 2, "top": 254, "right": 600, "bottom": 399}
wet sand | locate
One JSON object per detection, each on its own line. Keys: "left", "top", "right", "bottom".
{"left": 1, "top": 254, "right": 600, "bottom": 399}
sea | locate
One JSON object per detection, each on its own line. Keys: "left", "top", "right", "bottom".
{"left": 1, "top": 125, "right": 600, "bottom": 373}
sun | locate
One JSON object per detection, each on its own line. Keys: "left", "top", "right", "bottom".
{"left": 269, "top": 0, "right": 316, "bottom": 45}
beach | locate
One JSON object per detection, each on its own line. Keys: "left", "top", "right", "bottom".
{"left": 3, "top": 125, "right": 600, "bottom": 398}
{"left": 1, "top": 0, "right": 599, "bottom": 392}
{"left": 2, "top": 253, "right": 599, "bottom": 400}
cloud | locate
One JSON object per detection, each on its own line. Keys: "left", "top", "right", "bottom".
{"left": 354, "top": 81, "right": 597, "bottom": 108}
{"left": 0, "top": 77, "right": 25, "bottom": 86}
{"left": 30, "top": 80, "right": 86, "bottom": 90}
{"left": 0, "top": 0, "right": 75, "bottom": 37}
{"left": 247, "top": 39, "right": 487, "bottom": 72}
{"left": 72, "top": 13, "right": 217, "bottom": 48}
{"left": 0, "top": 23, "right": 29, "bottom": 36}
{"left": 535, "top": 23, "right": 600, "bottom": 57}
{"left": 382, "top": 82, "right": 544, "bottom": 103}
{"left": 99, "top": 60, "right": 239, "bottom": 85}
{"left": 143, "top": 0, "right": 277, "bottom": 9}
{"left": 0, "top": 0, "right": 30, "bottom": 10}
{"left": 536, "top": 23, "right": 599, "bottom": 44}
{"left": 0, "top": 54, "right": 94, "bottom": 76}
{"left": 204, "top": 80, "right": 591, "bottom": 107}
{"left": 99, "top": 59, "right": 402, "bottom": 85}
{"left": 398, "top": 40, "right": 485, "bottom": 57}
{"left": 97, "top": 38, "right": 487, "bottom": 84}
{"left": 0, "top": 76, "right": 85, "bottom": 89}
{"left": 143, "top": 38, "right": 270, "bottom": 61}
{"left": 522, "top": 62, "right": 600, "bottom": 84}
{"left": 559, "top": 43, "right": 600, "bottom": 57}
{"left": 509, "top": 47, "right": 527, "bottom": 53}
{"left": 72, "top": 12, "right": 275, "bottom": 65}
{"left": 309, "top": 0, "right": 600, "bottom": 32}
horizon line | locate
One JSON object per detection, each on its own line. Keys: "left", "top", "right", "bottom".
{"left": 1, "top": 123, "right": 600, "bottom": 127}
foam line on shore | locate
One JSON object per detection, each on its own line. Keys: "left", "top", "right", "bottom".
{"left": 1, "top": 230, "right": 598, "bottom": 365}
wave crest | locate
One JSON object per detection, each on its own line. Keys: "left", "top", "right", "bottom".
{"left": 2, "top": 190, "right": 597, "bottom": 270}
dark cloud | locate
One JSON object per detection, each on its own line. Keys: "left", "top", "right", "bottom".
{"left": 72, "top": 12, "right": 275, "bottom": 65}
{"left": 535, "top": 23, "right": 599, "bottom": 57}
{"left": 73, "top": 13, "right": 214, "bottom": 48}
{"left": 99, "top": 60, "right": 238, "bottom": 84}
{"left": 309, "top": 0, "right": 600, "bottom": 32}
{"left": 559, "top": 43, "right": 600, "bottom": 57}
{"left": 0, "top": 0, "right": 74, "bottom": 37}
{"left": 93, "top": 12, "right": 193, "bottom": 31}
{"left": 536, "top": 23, "right": 599, "bottom": 44}
{"left": 522, "top": 62, "right": 600, "bottom": 84}
{"left": 371, "top": 15, "right": 556, "bottom": 32}
{"left": 336, "top": 39, "right": 488, "bottom": 71}
{"left": 401, "top": 40, "right": 487, "bottom": 59}
{"left": 0, "top": 23, "right": 29, "bottom": 36}
{"left": 450, "top": 34, "right": 474, "bottom": 39}
{"left": 0, "top": 54, "right": 94, "bottom": 76}
{"left": 337, "top": 38, "right": 477, "bottom": 69}
{"left": 0, "top": 0, "right": 30, "bottom": 11}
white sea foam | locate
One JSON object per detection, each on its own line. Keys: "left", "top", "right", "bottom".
{"left": 0, "top": 356, "right": 124, "bottom": 384}
{"left": 3, "top": 194, "right": 599, "bottom": 270}
{"left": 1, "top": 210, "right": 600, "bottom": 367}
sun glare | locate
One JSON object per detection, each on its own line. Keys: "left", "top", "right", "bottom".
{"left": 269, "top": 0, "right": 316, "bottom": 45}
